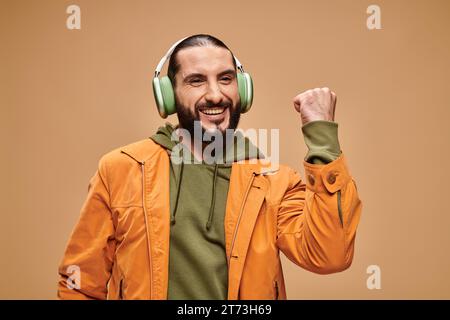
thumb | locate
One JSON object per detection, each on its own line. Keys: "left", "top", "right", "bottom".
{"left": 293, "top": 97, "right": 302, "bottom": 113}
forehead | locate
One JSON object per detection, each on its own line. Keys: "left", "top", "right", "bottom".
{"left": 175, "top": 46, "right": 235, "bottom": 76}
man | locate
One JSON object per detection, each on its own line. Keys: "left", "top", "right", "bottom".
{"left": 57, "top": 34, "right": 362, "bottom": 300}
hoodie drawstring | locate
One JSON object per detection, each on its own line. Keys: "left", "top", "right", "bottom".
{"left": 206, "top": 163, "right": 219, "bottom": 231}
{"left": 170, "top": 146, "right": 220, "bottom": 231}
{"left": 170, "top": 147, "right": 184, "bottom": 225}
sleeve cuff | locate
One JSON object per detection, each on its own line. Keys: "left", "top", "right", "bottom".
{"left": 303, "top": 153, "right": 351, "bottom": 193}
{"left": 301, "top": 120, "right": 342, "bottom": 164}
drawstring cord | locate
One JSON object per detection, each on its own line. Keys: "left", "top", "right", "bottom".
{"left": 206, "top": 163, "right": 219, "bottom": 231}
{"left": 170, "top": 147, "right": 184, "bottom": 225}
{"left": 169, "top": 144, "right": 220, "bottom": 231}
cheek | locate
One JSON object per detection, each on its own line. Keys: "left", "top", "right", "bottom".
{"left": 223, "top": 84, "right": 240, "bottom": 104}
{"left": 176, "top": 88, "right": 200, "bottom": 108}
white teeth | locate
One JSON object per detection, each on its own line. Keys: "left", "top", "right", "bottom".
{"left": 201, "top": 108, "right": 225, "bottom": 115}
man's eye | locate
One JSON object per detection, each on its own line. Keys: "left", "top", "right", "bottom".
{"left": 221, "top": 77, "right": 232, "bottom": 82}
{"left": 189, "top": 79, "right": 203, "bottom": 85}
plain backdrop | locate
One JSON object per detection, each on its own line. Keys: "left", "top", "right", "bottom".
{"left": 1, "top": 0, "right": 449, "bottom": 299}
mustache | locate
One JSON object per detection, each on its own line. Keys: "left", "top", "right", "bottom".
{"left": 196, "top": 100, "right": 233, "bottom": 110}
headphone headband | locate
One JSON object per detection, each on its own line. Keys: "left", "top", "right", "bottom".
{"left": 154, "top": 36, "right": 244, "bottom": 78}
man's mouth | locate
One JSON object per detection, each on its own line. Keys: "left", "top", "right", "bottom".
{"left": 199, "top": 106, "right": 227, "bottom": 116}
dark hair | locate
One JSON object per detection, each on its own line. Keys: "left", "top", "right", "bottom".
{"left": 167, "top": 34, "right": 237, "bottom": 87}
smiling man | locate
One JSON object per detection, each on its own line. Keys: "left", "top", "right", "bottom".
{"left": 57, "top": 34, "right": 362, "bottom": 300}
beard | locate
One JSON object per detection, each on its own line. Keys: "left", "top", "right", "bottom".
{"left": 175, "top": 97, "right": 242, "bottom": 139}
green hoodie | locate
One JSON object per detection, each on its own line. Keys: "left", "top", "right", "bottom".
{"left": 149, "top": 120, "right": 340, "bottom": 300}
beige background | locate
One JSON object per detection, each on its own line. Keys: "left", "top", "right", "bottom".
{"left": 1, "top": 0, "right": 449, "bottom": 299}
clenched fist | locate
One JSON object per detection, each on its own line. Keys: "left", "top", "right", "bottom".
{"left": 293, "top": 87, "right": 337, "bottom": 126}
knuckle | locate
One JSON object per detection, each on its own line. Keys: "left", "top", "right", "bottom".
{"left": 305, "top": 95, "right": 316, "bottom": 104}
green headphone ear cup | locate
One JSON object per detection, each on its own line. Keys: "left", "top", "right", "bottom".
{"left": 237, "top": 73, "right": 248, "bottom": 111}
{"left": 237, "top": 72, "right": 253, "bottom": 113}
{"left": 152, "top": 77, "right": 166, "bottom": 118}
{"left": 159, "top": 76, "right": 176, "bottom": 117}
{"left": 243, "top": 72, "right": 253, "bottom": 113}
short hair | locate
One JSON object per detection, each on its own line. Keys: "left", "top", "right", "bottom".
{"left": 167, "top": 34, "right": 237, "bottom": 87}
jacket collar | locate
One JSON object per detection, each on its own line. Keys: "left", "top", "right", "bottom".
{"left": 120, "top": 138, "right": 163, "bottom": 164}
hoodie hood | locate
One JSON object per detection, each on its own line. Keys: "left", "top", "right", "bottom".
{"left": 150, "top": 122, "right": 264, "bottom": 163}
{"left": 150, "top": 122, "right": 264, "bottom": 230}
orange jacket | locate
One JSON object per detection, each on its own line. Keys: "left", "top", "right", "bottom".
{"left": 57, "top": 138, "right": 362, "bottom": 300}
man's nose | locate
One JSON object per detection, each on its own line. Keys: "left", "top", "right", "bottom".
{"left": 204, "top": 81, "right": 223, "bottom": 105}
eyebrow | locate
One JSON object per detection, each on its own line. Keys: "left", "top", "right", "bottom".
{"left": 183, "top": 69, "right": 237, "bottom": 82}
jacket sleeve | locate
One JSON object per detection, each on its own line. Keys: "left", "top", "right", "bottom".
{"left": 57, "top": 156, "right": 116, "bottom": 299}
{"left": 275, "top": 154, "right": 362, "bottom": 274}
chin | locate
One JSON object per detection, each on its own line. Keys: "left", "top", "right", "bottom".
{"left": 202, "top": 119, "right": 231, "bottom": 134}
{"left": 203, "top": 122, "right": 229, "bottom": 134}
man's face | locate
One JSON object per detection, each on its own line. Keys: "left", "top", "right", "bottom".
{"left": 173, "top": 46, "right": 241, "bottom": 137}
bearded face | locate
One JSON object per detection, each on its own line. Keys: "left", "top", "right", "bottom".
{"left": 172, "top": 46, "right": 242, "bottom": 140}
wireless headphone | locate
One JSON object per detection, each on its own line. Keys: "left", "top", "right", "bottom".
{"left": 152, "top": 36, "right": 254, "bottom": 119}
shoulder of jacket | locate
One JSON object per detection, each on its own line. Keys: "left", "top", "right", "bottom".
{"left": 259, "top": 163, "right": 302, "bottom": 188}
{"left": 255, "top": 162, "right": 296, "bottom": 176}
{"left": 98, "top": 138, "right": 163, "bottom": 168}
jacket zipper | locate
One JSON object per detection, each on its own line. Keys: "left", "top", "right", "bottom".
{"left": 228, "top": 172, "right": 256, "bottom": 265}
{"left": 141, "top": 162, "right": 154, "bottom": 299}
